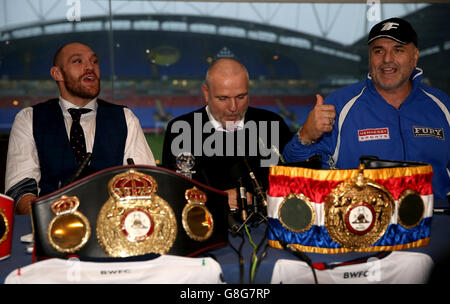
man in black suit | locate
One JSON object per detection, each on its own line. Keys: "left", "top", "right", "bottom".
{"left": 162, "top": 58, "right": 292, "bottom": 209}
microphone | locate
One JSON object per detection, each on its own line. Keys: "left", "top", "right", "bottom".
{"left": 230, "top": 163, "right": 250, "bottom": 222}
{"left": 242, "top": 156, "right": 267, "bottom": 207}
{"left": 237, "top": 177, "right": 248, "bottom": 221}
{"left": 270, "top": 144, "right": 286, "bottom": 164}
{"left": 258, "top": 136, "right": 286, "bottom": 164}
{"left": 66, "top": 153, "right": 92, "bottom": 186}
{"left": 127, "top": 158, "right": 135, "bottom": 165}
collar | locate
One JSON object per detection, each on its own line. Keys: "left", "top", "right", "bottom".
{"left": 205, "top": 105, "right": 245, "bottom": 132}
{"left": 367, "top": 67, "right": 423, "bottom": 87}
{"left": 59, "top": 96, "right": 98, "bottom": 116}
{"left": 366, "top": 67, "right": 424, "bottom": 102}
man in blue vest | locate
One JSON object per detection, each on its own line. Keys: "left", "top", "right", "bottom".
{"left": 5, "top": 42, "right": 156, "bottom": 214}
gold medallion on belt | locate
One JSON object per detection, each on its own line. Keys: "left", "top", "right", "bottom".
{"left": 0, "top": 208, "right": 10, "bottom": 245}
{"left": 324, "top": 168, "right": 394, "bottom": 249}
{"left": 96, "top": 169, "right": 177, "bottom": 257}
{"left": 47, "top": 195, "right": 91, "bottom": 253}
{"left": 182, "top": 186, "right": 214, "bottom": 242}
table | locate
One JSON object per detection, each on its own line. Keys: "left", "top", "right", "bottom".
{"left": 210, "top": 211, "right": 450, "bottom": 284}
{"left": 2, "top": 208, "right": 450, "bottom": 284}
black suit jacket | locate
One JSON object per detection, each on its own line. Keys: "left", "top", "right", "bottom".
{"left": 162, "top": 106, "right": 293, "bottom": 193}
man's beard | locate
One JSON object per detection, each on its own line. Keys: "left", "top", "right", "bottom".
{"left": 63, "top": 72, "right": 100, "bottom": 100}
{"left": 369, "top": 63, "right": 415, "bottom": 92}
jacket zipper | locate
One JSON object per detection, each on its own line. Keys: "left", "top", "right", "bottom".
{"left": 397, "top": 111, "right": 406, "bottom": 160}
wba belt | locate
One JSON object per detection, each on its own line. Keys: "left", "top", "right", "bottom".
{"left": 31, "top": 165, "right": 228, "bottom": 260}
{"left": 267, "top": 164, "right": 433, "bottom": 253}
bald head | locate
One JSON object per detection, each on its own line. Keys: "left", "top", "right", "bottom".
{"left": 204, "top": 58, "right": 249, "bottom": 89}
{"left": 201, "top": 58, "right": 250, "bottom": 128}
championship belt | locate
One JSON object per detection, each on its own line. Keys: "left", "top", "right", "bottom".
{"left": 96, "top": 169, "right": 177, "bottom": 257}
{"left": 32, "top": 165, "right": 228, "bottom": 260}
{"left": 266, "top": 163, "right": 433, "bottom": 253}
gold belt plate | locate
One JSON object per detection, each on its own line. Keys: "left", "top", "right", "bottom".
{"left": 96, "top": 169, "right": 177, "bottom": 257}
{"left": 325, "top": 170, "right": 394, "bottom": 249}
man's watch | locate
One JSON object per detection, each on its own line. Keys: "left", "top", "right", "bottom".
{"left": 297, "top": 126, "right": 315, "bottom": 146}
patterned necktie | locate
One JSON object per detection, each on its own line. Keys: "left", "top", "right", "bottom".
{"left": 68, "top": 108, "right": 92, "bottom": 165}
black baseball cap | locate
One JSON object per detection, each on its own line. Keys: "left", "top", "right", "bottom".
{"left": 367, "top": 17, "right": 418, "bottom": 47}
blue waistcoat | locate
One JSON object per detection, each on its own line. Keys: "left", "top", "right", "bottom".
{"left": 33, "top": 99, "right": 127, "bottom": 196}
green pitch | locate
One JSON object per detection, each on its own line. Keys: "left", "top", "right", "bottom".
{"left": 145, "top": 133, "right": 165, "bottom": 165}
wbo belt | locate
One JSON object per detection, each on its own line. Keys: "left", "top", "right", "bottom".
{"left": 32, "top": 165, "right": 228, "bottom": 260}
{"left": 266, "top": 162, "right": 433, "bottom": 253}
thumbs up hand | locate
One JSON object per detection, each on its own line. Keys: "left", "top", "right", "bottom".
{"left": 298, "top": 94, "right": 336, "bottom": 145}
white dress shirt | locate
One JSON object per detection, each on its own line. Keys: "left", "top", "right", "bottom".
{"left": 5, "top": 97, "right": 156, "bottom": 195}
{"left": 205, "top": 105, "right": 245, "bottom": 132}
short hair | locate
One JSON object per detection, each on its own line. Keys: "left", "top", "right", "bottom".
{"left": 52, "top": 42, "right": 88, "bottom": 67}
{"left": 52, "top": 44, "right": 67, "bottom": 67}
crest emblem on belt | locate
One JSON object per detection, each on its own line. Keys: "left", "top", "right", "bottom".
{"left": 182, "top": 186, "right": 213, "bottom": 241}
{"left": 96, "top": 169, "right": 177, "bottom": 257}
{"left": 324, "top": 167, "right": 394, "bottom": 249}
{"left": 0, "top": 208, "right": 10, "bottom": 246}
{"left": 47, "top": 195, "right": 91, "bottom": 253}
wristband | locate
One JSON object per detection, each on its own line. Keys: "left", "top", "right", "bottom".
{"left": 297, "top": 126, "right": 315, "bottom": 146}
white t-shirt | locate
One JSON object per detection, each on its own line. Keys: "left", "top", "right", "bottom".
{"left": 5, "top": 255, "right": 224, "bottom": 284}
{"left": 271, "top": 251, "right": 433, "bottom": 284}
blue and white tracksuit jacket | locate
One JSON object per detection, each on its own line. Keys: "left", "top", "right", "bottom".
{"left": 283, "top": 68, "right": 450, "bottom": 203}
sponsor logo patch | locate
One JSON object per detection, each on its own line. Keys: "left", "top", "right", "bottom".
{"left": 413, "top": 126, "right": 444, "bottom": 140}
{"left": 358, "top": 128, "right": 390, "bottom": 142}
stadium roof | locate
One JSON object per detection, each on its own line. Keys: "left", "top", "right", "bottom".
{"left": 0, "top": 0, "right": 430, "bottom": 46}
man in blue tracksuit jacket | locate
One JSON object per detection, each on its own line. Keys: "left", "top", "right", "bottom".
{"left": 282, "top": 18, "right": 449, "bottom": 206}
